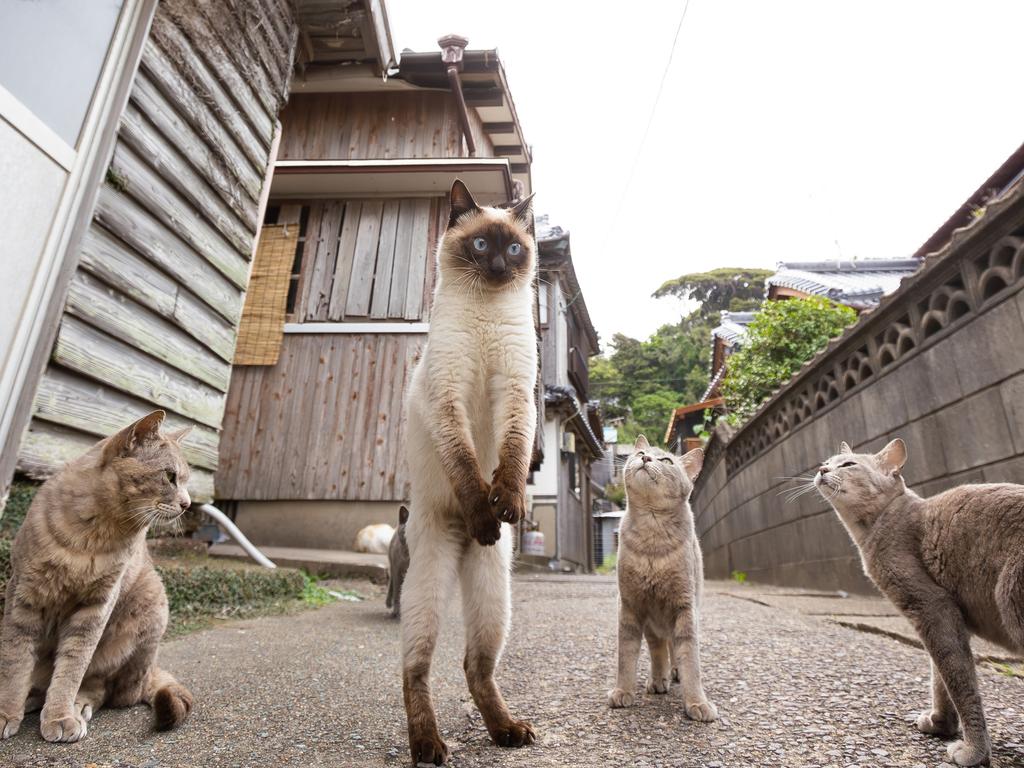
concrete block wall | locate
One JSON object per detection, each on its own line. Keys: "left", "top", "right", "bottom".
{"left": 693, "top": 180, "right": 1024, "bottom": 593}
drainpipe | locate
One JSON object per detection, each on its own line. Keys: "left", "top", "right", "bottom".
{"left": 198, "top": 503, "right": 277, "bottom": 569}
{"left": 438, "top": 34, "right": 476, "bottom": 157}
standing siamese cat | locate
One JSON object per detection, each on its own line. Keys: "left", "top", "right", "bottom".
{"left": 609, "top": 435, "right": 718, "bottom": 722}
{"left": 817, "top": 439, "right": 1024, "bottom": 766}
{"left": 400, "top": 179, "right": 537, "bottom": 765}
{"left": 0, "top": 411, "right": 193, "bottom": 743}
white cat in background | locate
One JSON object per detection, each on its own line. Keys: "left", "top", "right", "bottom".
{"left": 353, "top": 524, "right": 394, "bottom": 554}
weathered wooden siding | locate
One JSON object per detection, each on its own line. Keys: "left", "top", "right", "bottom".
{"left": 216, "top": 333, "right": 425, "bottom": 500}
{"left": 268, "top": 198, "right": 441, "bottom": 322}
{"left": 17, "top": 0, "right": 298, "bottom": 501}
{"left": 277, "top": 92, "right": 463, "bottom": 160}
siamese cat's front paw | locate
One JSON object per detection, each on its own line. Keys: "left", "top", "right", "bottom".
{"left": 916, "top": 710, "right": 959, "bottom": 737}
{"left": 490, "top": 719, "right": 535, "bottom": 748}
{"left": 946, "top": 738, "right": 991, "bottom": 767}
{"left": 685, "top": 699, "right": 719, "bottom": 722}
{"left": 607, "top": 687, "right": 635, "bottom": 708}
{"left": 40, "top": 707, "right": 88, "bottom": 742}
{"left": 466, "top": 505, "right": 501, "bottom": 546}
{"left": 488, "top": 472, "right": 526, "bottom": 524}
{"left": 409, "top": 731, "right": 449, "bottom": 766}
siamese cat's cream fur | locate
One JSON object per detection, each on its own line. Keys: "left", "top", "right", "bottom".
{"left": 609, "top": 435, "right": 717, "bottom": 723}
{"left": 400, "top": 180, "right": 537, "bottom": 765}
{"left": 817, "top": 439, "right": 1024, "bottom": 766}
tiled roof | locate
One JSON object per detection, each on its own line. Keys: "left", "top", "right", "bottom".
{"left": 766, "top": 259, "right": 921, "bottom": 307}
{"left": 711, "top": 311, "right": 757, "bottom": 345}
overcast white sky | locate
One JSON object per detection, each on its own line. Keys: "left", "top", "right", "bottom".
{"left": 389, "top": 0, "right": 1024, "bottom": 344}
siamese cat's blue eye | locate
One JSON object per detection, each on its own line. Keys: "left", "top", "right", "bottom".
{"left": 472, "top": 237, "right": 487, "bottom": 252}
{"left": 507, "top": 242, "right": 522, "bottom": 257}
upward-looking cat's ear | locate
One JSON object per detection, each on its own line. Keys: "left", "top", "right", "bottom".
{"left": 681, "top": 447, "right": 704, "bottom": 481}
{"left": 634, "top": 434, "right": 650, "bottom": 451}
{"left": 876, "top": 438, "right": 907, "bottom": 473}
{"left": 166, "top": 425, "right": 193, "bottom": 444}
{"left": 510, "top": 192, "right": 535, "bottom": 222}
{"left": 398, "top": 505, "right": 410, "bottom": 525}
{"left": 103, "top": 410, "right": 165, "bottom": 462}
{"left": 448, "top": 179, "right": 478, "bottom": 227}
{"left": 839, "top": 441, "right": 852, "bottom": 454}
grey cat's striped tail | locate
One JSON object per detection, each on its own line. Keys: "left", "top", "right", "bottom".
{"left": 146, "top": 667, "right": 193, "bottom": 730}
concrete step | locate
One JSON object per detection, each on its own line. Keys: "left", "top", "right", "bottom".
{"left": 209, "top": 544, "right": 388, "bottom": 583}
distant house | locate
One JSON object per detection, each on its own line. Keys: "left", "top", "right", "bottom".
{"left": 213, "top": 31, "right": 537, "bottom": 552}
{"left": 665, "top": 259, "right": 920, "bottom": 452}
{"left": 765, "top": 258, "right": 920, "bottom": 310}
{"left": 0, "top": 0, "right": 308, "bottom": 504}
{"left": 526, "top": 216, "right": 603, "bottom": 571}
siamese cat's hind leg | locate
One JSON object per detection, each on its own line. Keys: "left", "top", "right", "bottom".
{"left": 917, "top": 658, "right": 960, "bottom": 737}
{"left": 401, "top": 514, "right": 461, "bottom": 766}
{"left": 645, "top": 629, "right": 672, "bottom": 694}
{"left": 459, "top": 533, "right": 535, "bottom": 748}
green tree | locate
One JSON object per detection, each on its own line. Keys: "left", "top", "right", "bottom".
{"left": 721, "top": 297, "right": 857, "bottom": 423}
{"left": 652, "top": 268, "right": 773, "bottom": 315}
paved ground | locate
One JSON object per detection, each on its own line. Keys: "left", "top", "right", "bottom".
{"left": 2, "top": 575, "right": 1023, "bottom": 768}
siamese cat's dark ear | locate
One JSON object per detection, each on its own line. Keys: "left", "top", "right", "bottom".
{"left": 876, "top": 438, "right": 907, "bottom": 473}
{"left": 398, "top": 505, "right": 410, "bottom": 525}
{"left": 634, "top": 434, "right": 650, "bottom": 451}
{"left": 104, "top": 410, "right": 165, "bottom": 462}
{"left": 448, "top": 179, "right": 478, "bottom": 227}
{"left": 839, "top": 441, "right": 852, "bottom": 454}
{"left": 510, "top": 193, "right": 535, "bottom": 222}
{"left": 681, "top": 447, "right": 704, "bottom": 481}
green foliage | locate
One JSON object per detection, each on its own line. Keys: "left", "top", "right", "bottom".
{"left": 731, "top": 570, "right": 748, "bottom": 584}
{"left": 1, "top": 480, "right": 38, "bottom": 541}
{"left": 721, "top": 297, "right": 856, "bottom": 424}
{"left": 0, "top": 540, "right": 11, "bottom": 610}
{"left": 596, "top": 552, "right": 617, "bottom": 575}
{"left": 653, "top": 268, "right": 773, "bottom": 315}
{"left": 157, "top": 561, "right": 306, "bottom": 624}
{"left": 604, "top": 482, "right": 626, "bottom": 508}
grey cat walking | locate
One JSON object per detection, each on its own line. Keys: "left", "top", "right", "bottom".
{"left": 608, "top": 435, "right": 718, "bottom": 722}
{"left": 816, "top": 439, "right": 1024, "bottom": 766}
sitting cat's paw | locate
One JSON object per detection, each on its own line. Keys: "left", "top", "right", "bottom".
{"left": 946, "top": 738, "right": 991, "bottom": 767}
{"left": 40, "top": 708, "right": 88, "bottom": 742}
{"left": 607, "top": 688, "right": 636, "bottom": 708}
{"left": 0, "top": 713, "right": 23, "bottom": 740}
{"left": 685, "top": 699, "right": 719, "bottom": 722}
{"left": 488, "top": 471, "right": 526, "bottom": 524}
{"left": 916, "top": 710, "right": 959, "bottom": 737}
{"left": 490, "top": 719, "right": 535, "bottom": 748}
{"left": 646, "top": 677, "right": 670, "bottom": 694}
{"left": 409, "top": 731, "right": 449, "bottom": 766}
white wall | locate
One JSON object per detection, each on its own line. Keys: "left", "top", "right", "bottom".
{"left": 0, "top": 118, "right": 66, "bottom": 377}
{"left": 527, "top": 417, "right": 560, "bottom": 498}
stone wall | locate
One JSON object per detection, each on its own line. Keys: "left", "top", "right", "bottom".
{"left": 693, "top": 178, "right": 1024, "bottom": 593}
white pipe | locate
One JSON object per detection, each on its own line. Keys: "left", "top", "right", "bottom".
{"left": 197, "top": 503, "right": 277, "bottom": 569}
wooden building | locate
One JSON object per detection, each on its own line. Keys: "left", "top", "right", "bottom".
{"left": 525, "top": 216, "right": 603, "bottom": 571}
{"left": 213, "top": 35, "right": 536, "bottom": 550}
{"left": 0, "top": 0, "right": 383, "bottom": 505}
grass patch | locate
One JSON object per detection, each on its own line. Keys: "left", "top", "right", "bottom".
{"left": 1, "top": 479, "right": 38, "bottom": 541}
{"left": 595, "top": 552, "right": 617, "bottom": 575}
{"left": 731, "top": 570, "right": 748, "bottom": 585}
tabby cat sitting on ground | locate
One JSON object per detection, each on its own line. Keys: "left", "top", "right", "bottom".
{"left": 0, "top": 411, "right": 194, "bottom": 743}
{"left": 816, "top": 439, "right": 1024, "bottom": 766}
{"left": 608, "top": 435, "right": 718, "bottom": 723}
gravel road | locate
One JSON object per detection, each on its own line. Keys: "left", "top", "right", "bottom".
{"left": 2, "top": 575, "right": 1022, "bottom": 768}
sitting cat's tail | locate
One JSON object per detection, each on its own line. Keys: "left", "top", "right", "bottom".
{"left": 145, "top": 667, "right": 193, "bottom": 730}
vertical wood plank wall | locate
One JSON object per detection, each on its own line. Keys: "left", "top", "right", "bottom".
{"left": 277, "top": 92, "right": 464, "bottom": 160}
{"left": 16, "top": 0, "right": 298, "bottom": 502}
{"left": 216, "top": 197, "right": 445, "bottom": 501}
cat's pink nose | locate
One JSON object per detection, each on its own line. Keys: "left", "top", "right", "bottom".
{"left": 818, "top": 465, "right": 830, "bottom": 475}
{"left": 641, "top": 455, "right": 652, "bottom": 464}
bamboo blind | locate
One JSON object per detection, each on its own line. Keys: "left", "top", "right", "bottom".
{"left": 234, "top": 224, "right": 299, "bottom": 365}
